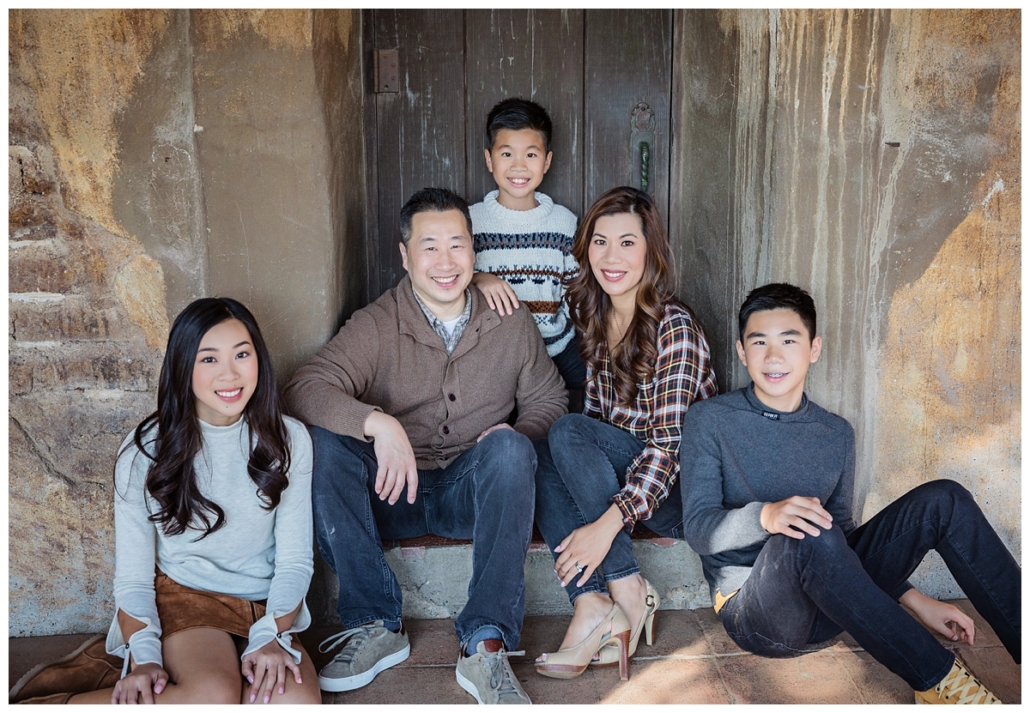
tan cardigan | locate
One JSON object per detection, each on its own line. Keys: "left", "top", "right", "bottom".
{"left": 284, "top": 276, "right": 568, "bottom": 469}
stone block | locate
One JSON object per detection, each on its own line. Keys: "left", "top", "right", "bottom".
{"left": 9, "top": 420, "right": 116, "bottom": 636}
{"left": 9, "top": 341, "right": 159, "bottom": 393}
{"left": 9, "top": 389, "right": 156, "bottom": 488}
{"left": 10, "top": 294, "right": 138, "bottom": 342}
{"left": 8, "top": 239, "right": 85, "bottom": 294}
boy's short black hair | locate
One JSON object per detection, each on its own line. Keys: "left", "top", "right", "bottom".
{"left": 486, "top": 97, "right": 553, "bottom": 152}
{"left": 399, "top": 187, "right": 472, "bottom": 245}
{"left": 738, "top": 283, "right": 817, "bottom": 342}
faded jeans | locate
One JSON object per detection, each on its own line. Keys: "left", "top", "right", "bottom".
{"left": 533, "top": 413, "right": 683, "bottom": 603}
{"left": 309, "top": 425, "right": 536, "bottom": 652}
{"left": 718, "top": 479, "right": 1021, "bottom": 691}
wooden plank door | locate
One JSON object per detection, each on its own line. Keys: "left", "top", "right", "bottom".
{"left": 365, "top": 9, "right": 673, "bottom": 304}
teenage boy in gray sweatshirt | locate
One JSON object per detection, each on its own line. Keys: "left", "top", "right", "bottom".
{"left": 680, "top": 283, "right": 1019, "bottom": 705}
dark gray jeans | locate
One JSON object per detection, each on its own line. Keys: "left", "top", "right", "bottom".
{"left": 309, "top": 425, "right": 536, "bottom": 652}
{"left": 533, "top": 413, "right": 683, "bottom": 603}
{"left": 718, "top": 479, "right": 1021, "bottom": 691}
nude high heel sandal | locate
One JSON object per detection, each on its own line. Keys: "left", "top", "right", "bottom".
{"left": 592, "top": 579, "right": 659, "bottom": 668}
{"left": 535, "top": 604, "right": 633, "bottom": 681}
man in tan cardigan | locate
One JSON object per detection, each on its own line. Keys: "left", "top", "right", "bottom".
{"left": 285, "top": 187, "right": 567, "bottom": 704}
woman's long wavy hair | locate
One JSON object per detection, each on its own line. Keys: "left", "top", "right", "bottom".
{"left": 125, "top": 297, "right": 292, "bottom": 540}
{"left": 566, "top": 186, "right": 679, "bottom": 406}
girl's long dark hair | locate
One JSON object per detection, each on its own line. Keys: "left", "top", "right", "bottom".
{"left": 566, "top": 186, "right": 679, "bottom": 406}
{"left": 127, "top": 297, "right": 291, "bottom": 540}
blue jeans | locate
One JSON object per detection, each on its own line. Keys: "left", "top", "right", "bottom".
{"left": 309, "top": 425, "right": 537, "bottom": 652}
{"left": 533, "top": 413, "right": 683, "bottom": 603}
{"left": 718, "top": 479, "right": 1021, "bottom": 691}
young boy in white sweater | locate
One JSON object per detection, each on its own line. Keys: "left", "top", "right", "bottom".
{"left": 470, "top": 98, "right": 585, "bottom": 391}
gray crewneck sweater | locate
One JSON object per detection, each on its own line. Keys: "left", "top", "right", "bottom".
{"left": 106, "top": 416, "right": 313, "bottom": 673}
{"left": 680, "top": 385, "right": 857, "bottom": 601}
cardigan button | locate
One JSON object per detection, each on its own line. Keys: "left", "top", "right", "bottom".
{"left": 448, "top": 393, "right": 456, "bottom": 401}
{"left": 442, "top": 426, "right": 450, "bottom": 434}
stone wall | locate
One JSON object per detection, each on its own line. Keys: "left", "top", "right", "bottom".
{"left": 8, "top": 9, "right": 364, "bottom": 636}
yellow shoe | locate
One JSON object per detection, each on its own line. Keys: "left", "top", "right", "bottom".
{"left": 914, "top": 658, "right": 1002, "bottom": 705}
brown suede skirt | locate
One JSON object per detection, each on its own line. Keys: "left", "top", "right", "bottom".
{"left": 154, "top": 570, "right": 266, "bottom": 640}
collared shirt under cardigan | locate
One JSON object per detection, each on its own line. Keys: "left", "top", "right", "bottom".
{"left": 584, "top": 301, "right": 718, "bottom": 529}
{"left": 284, "top": 275, "right": 568, "bottom": 470}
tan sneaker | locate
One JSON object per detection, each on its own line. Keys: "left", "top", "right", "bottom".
{"left": 456, "top": 640, "right": 532, "bottom": 704}
{"left": 317, "top": 621, "right": 410, "bottom": 692}
{"left": 914, "top": 657, "right": 1002, "bottom": 704}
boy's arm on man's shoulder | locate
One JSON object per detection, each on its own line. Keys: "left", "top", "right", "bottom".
{"left": 511, "top": 309, "right": 568, "bottom": 439}
{"left": 680, "top": 403, "right": 771, "bottom": 555}
{"left": 282, "top": 310, "right": 381, "bottom": 440}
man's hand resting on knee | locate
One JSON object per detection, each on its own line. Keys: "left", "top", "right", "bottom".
{"left": 760, "top": 496, "right": 833, "bottom": 538}
{"left": 364, "top": 411, "right": 419, "bottom": 505}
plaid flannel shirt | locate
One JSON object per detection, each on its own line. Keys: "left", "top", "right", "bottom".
{"left": 584, "top": 302, "right": 718, "bottom": 529}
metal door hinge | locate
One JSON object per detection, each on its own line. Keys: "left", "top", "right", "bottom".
{"left": 375, "top": 49, "right": 399, "bottom": 93}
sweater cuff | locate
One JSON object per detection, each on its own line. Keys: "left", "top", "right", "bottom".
{"left": 106, "top": 615, "right": 163, "bottom": 678}
{"left": 242, "top": 601, "right": 312, "bottom": 666}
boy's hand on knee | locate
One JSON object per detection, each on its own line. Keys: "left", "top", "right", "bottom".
{"left": 760, "top": 496, "right": 833, "bottom": 538}
{"left": 900, "top": 589, "right": 976, "bottom": 646}
{"left": 472, "top": 272, "right": 520, "bottom": 316}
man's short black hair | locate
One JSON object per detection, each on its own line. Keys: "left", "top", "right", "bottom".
{"left": 486, "top": 97, "right": 553, "bottom": 152}
{"left": 399, "top": 187, "right": 473, "bottom": 245}
{"left": 738, "top": 283, "right": 817, "bottom": 343}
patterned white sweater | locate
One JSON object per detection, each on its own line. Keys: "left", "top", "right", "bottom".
{"left": 470, "top": 190, "right": 579, "bottom": 357}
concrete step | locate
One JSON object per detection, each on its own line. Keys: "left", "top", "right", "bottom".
{"left": 306, "top": 532, "right": 709, "bottom": 627}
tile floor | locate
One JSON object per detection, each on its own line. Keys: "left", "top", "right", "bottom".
{"left": 9, "top": 599, "right": 1019, "bottom": 705}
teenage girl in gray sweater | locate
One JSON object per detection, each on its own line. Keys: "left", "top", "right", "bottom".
{"left": 73, "top": 298, "right": 320, "bottom": 705}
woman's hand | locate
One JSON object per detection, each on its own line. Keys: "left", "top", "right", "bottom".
{"left": 900, "top": 588, "right": 975, "bottom": 645}
{"left": 112, "top": 662, "right": 169, "bottom": 704}
{"left": 554, "top": 506, "right": 626, "bottom": 587}
{"left": 242, "top": 640, "right": 303, "bottom": 704}
{"left": 472, "top": 272, "right": 520, "bottom": 316}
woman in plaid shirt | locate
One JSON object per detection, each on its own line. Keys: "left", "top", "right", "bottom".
{"left": 534, "top": 187, "right": 717, "bottom": 680}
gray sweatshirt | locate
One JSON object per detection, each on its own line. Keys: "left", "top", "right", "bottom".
{"left": 680, "top": 385, "right": 856, "bottom": 601}
{"left": 106, "top": 416, "right": 313, "bottom": 673}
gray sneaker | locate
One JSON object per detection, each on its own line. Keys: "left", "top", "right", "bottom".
{"left": 456, "top": 641, "right": 532, "bottom": 705}
{"left": 317, "top": 621, "right": 410, "bottom": 692}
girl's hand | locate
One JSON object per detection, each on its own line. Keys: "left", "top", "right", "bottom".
{"left": 554, "top": 506, "right": 625, "bottom": 587}
{"left": 242, "top": 640, "right": 303, "bottom": 704}
{"left": 900, "top": 588, "right": 976, "bottom": 645}
{"left": 472, "top": 272, "right": 519, "bottom": 316}
{"left": 112, "top": 662, "right": 168, "bottom": 704}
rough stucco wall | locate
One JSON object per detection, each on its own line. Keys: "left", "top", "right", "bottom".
{"left": 191, "top": 9, "right": 341, "bottom": 385}
{"left": 868, "top": 11, "right": 1021, "bottom": 584}
{"left": 9, "top": 10, "right": 170, "bottom": 635}
{"left": 676, "top": 9, "right": 1019, "bottom": 598}
{"left": 111, "top": 10, "right": 208, "bottom": 319}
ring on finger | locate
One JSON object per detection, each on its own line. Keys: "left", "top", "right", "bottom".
{"left": 574, "top": 562, "right": 584, "bottom": 574}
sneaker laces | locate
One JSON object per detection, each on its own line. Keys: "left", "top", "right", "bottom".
{"left": 318, "top": 623, "right": 377, "bottom": 663}
{"left": 936, "top": 660, "right": 1001, "bottom": 704}
{"left": 481, "top": 648, "right": 526, "bottom": 700}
